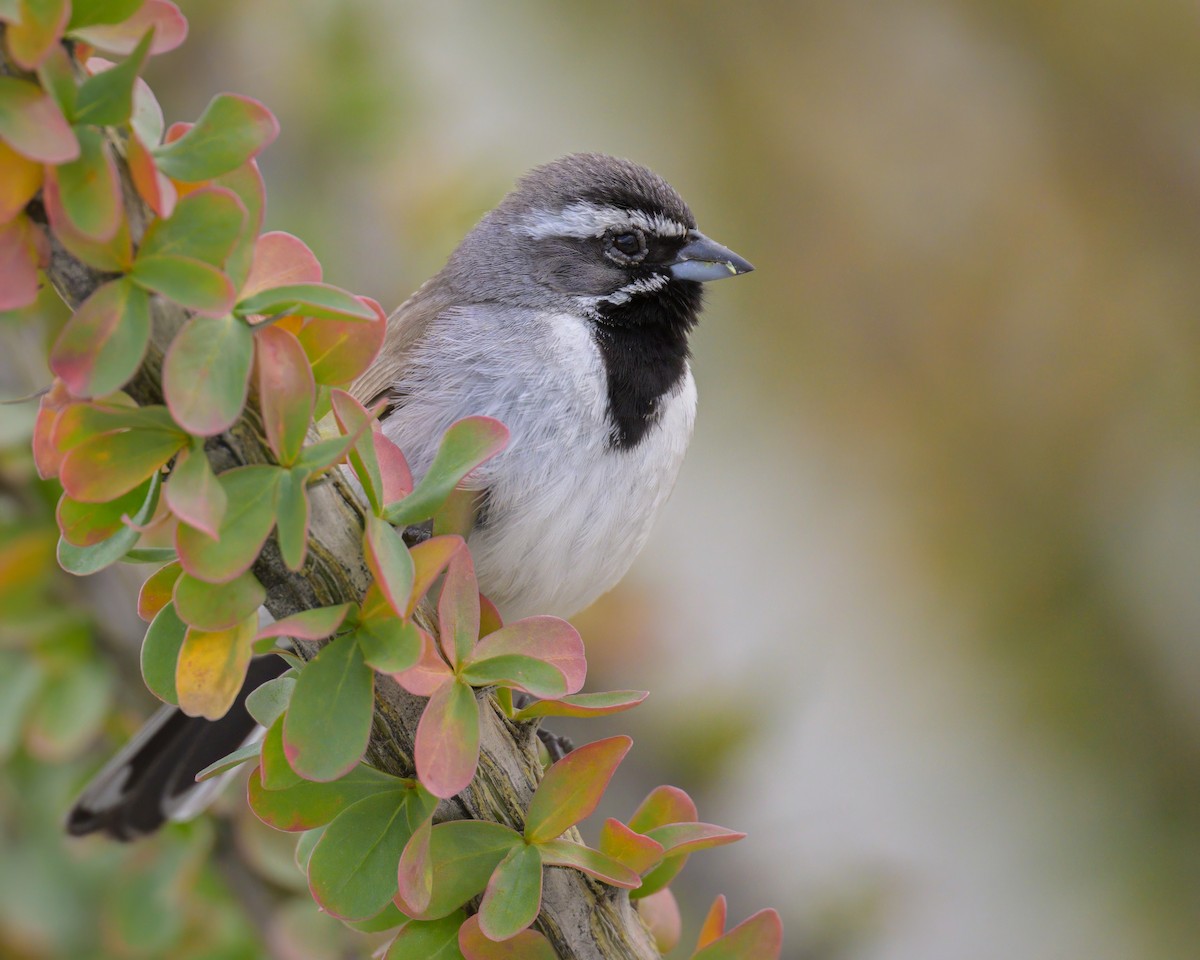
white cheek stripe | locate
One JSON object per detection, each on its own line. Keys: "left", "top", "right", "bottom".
{"left": 518, "top": 201, "right": 690, "bottom": 240}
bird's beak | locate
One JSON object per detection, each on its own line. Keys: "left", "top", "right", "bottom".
{"left": 669, "top": 231, "right": 755, "bottom": 282}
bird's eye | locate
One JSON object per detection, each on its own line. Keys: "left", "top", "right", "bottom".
{"left": 606, "top": 229, "right": 647, "bottom": 262}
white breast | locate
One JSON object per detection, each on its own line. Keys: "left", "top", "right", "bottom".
{"left": 378, "top": 306, "right": 697, "bottom": 621}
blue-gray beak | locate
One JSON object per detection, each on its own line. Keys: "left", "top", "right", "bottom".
{"left": 669, "top": 231, "right": 755, "bottom": 282}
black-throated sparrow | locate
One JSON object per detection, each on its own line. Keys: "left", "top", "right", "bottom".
{"left": 68, "top": 153, "right": 753, "bottom": 839}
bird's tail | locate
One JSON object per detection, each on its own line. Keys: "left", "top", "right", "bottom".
{"left": 66, "top": 655, "right": 288, "bottom": 841}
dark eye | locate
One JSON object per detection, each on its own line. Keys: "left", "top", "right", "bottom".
{"left": 606, "top": 229, "right": 647, "bottom": 262}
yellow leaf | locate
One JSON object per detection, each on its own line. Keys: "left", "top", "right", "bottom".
{"left": 0, "top": 140, "right": 43, "bottom": 223}
{"left": 176, "top": 613, "right": 257, "bottom": 720}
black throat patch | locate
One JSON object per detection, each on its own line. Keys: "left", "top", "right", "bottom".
{"left": 590, "top": 279, "right": 702, "bottom": 449}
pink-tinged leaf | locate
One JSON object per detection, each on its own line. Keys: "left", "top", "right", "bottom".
{"left": 259, "top": 715, "right": 301, "bottom": 790}
{"left": 692, "top": 909, "right": 784, "bottom": 960}
{"left": 56, "top": 478, "right": 152, "bottom": 546}
{"left": 467, "top": 616, "right": 585, "bottom": 695}
{"left": 374, "top": 427, "right": 413, "bottom": 504}
{"left": 130, "top": 73, "right": 164, "bottom": 145}
{"left": 211, "top": 159, "right": 264, "bottom": 292}
{"left": 128, "top": 128, "right": 176, "bottom": 218}
{"left": 476, "top": 843, "right": 542, "bottom": 942}
{"left": 41, "top": 169, "right": 132, "bottom": 272}
{"left": 645, "top": 822, "right": 746, "bottom": 857}
{"left": 138, "top": 185, "right": 246, "bottom": 266}
{"left": 255, "top": 603, "right": 350, "bottom": 642}
{"left": 0, "top": 215, "right": 39, "bottom": 311}
{"left": 275, "top": 468, "right": 310, "bottom": 571}
{"left": 387, "top": 915, "right": 468, "bottom": 960}
{"left": 256, "top": 326, "right": 314, "bottom": 466}
{"left": 0, "top": 139, "right": 42, "bottom": 222}
{"left": 32, "top": 380, "right": 70, "bottom": 480}
{"left": 50, "top": 126, "right": 122, "bottom": 242}
{"left": 137, "top": 560, "right": 182, "bottom": 622}
{"left": 247, "top": 763, "right": 404, "bottom": 832}
{"left": 408, "top": 535, "right": 462, "bottom": 618}
{"left": 628, "top": 784, "right": 698, "bottom": 834}
{"left": 458, "top": 655, "right": 567, "bottom": 700}
{"left": 537, "top": 840, "right": 641, "bottom": 889}
{"left": 141, "top": 600, "right": 185, "bottom": 704}
{"left": 414, "top": 678, "right": 479, "bottom": 799}
{"left": 696, "top": 895, "right": 728, "bottom": 951}
{"left": 73, "top": 28, "right": 152, "bottom": 126}
{"left": 152, "top": 93, "right": 277, "bottom": 182}
{"left": 512, "top": 690, "right": 648, "bottom": 722}
{"left": 404, "top": 820, "right": 519, "bottom": 921}
{"left": 599, "top": 818, "right": 665, "bottom": 874}
{"left": 175, "top": 464, "right": 280, "bottom": 583}
{"left": 0, "top": 75, "right": 77, "bottom": 162}
{"left": 71, "top": 0, "right": 187, "bottom": 55}
{"left": 479, "top": 594, "right": 503, "bottom": 635}
{"left": 396, "top": 815, "right": 433, "bottom": 916}
{"left": 164, "top": 442, "right": 226, "bottom": 538}
{"left": 67, "top": 1, "right": 147, "bottom": 34}
{"left": 241, "top": 230, "right": 321, "bottom": 299}
{"left": 393, "top": 629, "right": 453, "bottom": 697}
{"left": 173, "top": 569, "right": 264, "bottom": 632}
{"left": 50, "top": 277, "right": 150, "bottom": 398}
{"left": 236, "top": 281, "right": 377, "bottom": 323}
{"left": 524, "top": 736, "right": 632, "bottom": 844}
{"left": 52, "top": 400, "right": 175, "bottom": 453}
{"left": 283, "top": 633, "right": 374, "bottom": 781}
{"left": 437, "top": 547, "right": 478, "bottom": 669}
{"left": 130, "top": 254, "right": 237, "bottom": 315}
{"left": 58, "top": 425, "right": 185, "bottom": 503}
{"left": 458, "top": 915, "right": 557, "bottom": 960}
{"left": 5, "top": 0, "right": 69, "bottom": 70}
{"left": 638, "top": 888, "right": 682, "bottom": 954}
{"left": 364, "top": 513, "right": 415, "bottom": 618}
{"left": 383, "top": 417, "right": 509, "bottom": 528}
{"left": 331, "top": 388, "right": 383, "bottom": 511}
{"left": 163, "top": 313, "right": 253, "bottom": 434}
{"left": 175, "top": 613, "right": 256, "bottom": 720}
{"left": 297, "top": 296, "right": 387, "bottom": 386}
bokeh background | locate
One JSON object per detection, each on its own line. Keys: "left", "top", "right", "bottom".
{"left": 3, "top": 1, "right": 1200, "bottom": 958}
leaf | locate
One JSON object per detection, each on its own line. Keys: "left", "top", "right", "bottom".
{"left": 599, "top": 817, "right": 665, "bottom": 874}
{"left": 137, "top": 560, "right": 181, "bottom": 621}
{"left": 457, "top": 915, "right": 556, "bottom": 960}
{"left": 50, "top": 278, "right": 151, "bottom": 399}
{"left": 247, "top": 763, "right": 404, "bottom": 832}
{"left": 162, "top": 313, "right": 254, "bottom": 434}
{"left": 364, "top": 513, "right": 415, "bottom": 618}
{"left": 414, "top": 678, "right": 479, "bottom": 799}
{"left": 173, "top": 569, "right": 264, "bottom": 631}
{"left": 152, "top": 93, "right": 277, "bottom": 182}
{"left": 331, "top": 388, "right": 382, "bottom": 511}
{"left": 511, "top": 690, "right": 648, "bottom": 721}
{"left": 195, "top": 739, "right": 262, "bottom": 783}
{"left": 696, "top": 895, "right": 727, "bottom": 951}
{"left": 476, "top": 843, "right": 542, "bottom": 942}
{"left": 210, "top": 158, "right": 264, "bottom": 292}
{"left": 244, "top": 674, "right": 295, "bottom": 728}
{"left": 131, "top": 254, "right": 237, "bottom": 315}
{"left": 240, "top": 230, "right": 321, "bottom": 299}
{"left": 41, "top": 168, "right": 132, "bottom": 271}
{"left": 73, "top": 28, "right": 152, "bottom": 126}
{"left": 275, "top": 468, "right": 310, "bottom": 571}
{"left": 26, "top": 659, "right": 113, "bottom": 761}
{"left": 524, "top": 736, "right": 632, "bottom": 844}
{"left": 254, "top": 603, "right": 350, "bottom": 642}
{"left": 130, "top": 72, "right": 164, "bottom": 145}
{"left": 307, "top": 786, "right": 435, "bottom": 920}
{"left": 536, "top": 840, "right": 641, "bottom": 888}
{"left": 645, "top": 822, "right": 746, "bottom": 858}
{"left": 0, "top": 138, "right": 42, "bottom": 221}
{"left": 691, "top": 910, "right": 783, "bottom": 960}
{"left": 68, "top": 0, "right": 147, "bottom": 31}
{"left": 256, "top": 325, "right": 314, "bottom": 466}
{"left": 5, "top": 0, "right": 69, "bottom": 70}
{"left": 140, "top": 600, "right": 185, "bottom": 704}
{"left": 56, "top": 477, "right": 152, "bottom": 546}
{"left": 0, "top": 215, "right": 39, "bottom": 311}
{"left": 127, "top": 129, "right": 176, "bottom": 218}
{"left": 175, "top": 613, "right": 256, "bottom": 720}
{"left": 638, "top": 888, "right": 682, "bottom": 954}
{"left": 344, "top": 900, "right": 410, "bottom": 935}
{"left": 259, "top": 715, "right": 300, "bottom": 790}
{"left": 35, "top": 43, "right": 76, "bottom": 117}
{"left": 175, "top": 464, "right": 280, "bottom": 583}
{"left": 458, "top": 655, "right": 567, "bottom": 700}
{"left": 437, "top": 547, "right": 478, "bottom": 668}
{"left": 356, "top": 609, "right": 422, "bottom": 675}
{"left": 297, "top": 299, "right": 387, "bottom": 386}
{"left": 164, "top": 441, "right": 227, "bottom": 538}
{"left": 386, "top": 915, "right": 466, "bottom": 960}
{"left": 56, "top": 469, "right": 161, "bottom": 574}
{"left": 628, "top": 784, "right": 698, "bottom": 834}
{"left": 374, "top": 428, "right": 414, "bottom": 504}
{"left": 236, "top": 282, "right": 377, "bottom": 323}
{"left": 0, "top": 75, "right": 78, "bottom": 162}
{"left": 406, "top": 821, "right": 520, "bottom": 921}
{"left": 408, "top": 535, "right": 462, "bottom": 618}
{"left": 384, "top": 417, "right": 509, "bottom": 528}
{"left": 283, "top": 634, "right": 374, "bottom": 781}
{"left": 466, "top": 616, "right": 585, "bottom": 695}
{"left": 71, "top": 0, "right": 187, "bottom": 55}
{"left": 395, "top": 814, "right": 433, "bottom": 916}
{"left": 137, "top": 184, "right": 245, "bottom": 265}
{"left": 52, "top": 126, "right": 122, "bottom": 241}
{"left": 393, "top": 629, "right": 453, "bottom": 697}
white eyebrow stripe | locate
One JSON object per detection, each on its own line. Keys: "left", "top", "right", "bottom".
{"left": 518, "top": 201, "right": 690, "bottom": 240}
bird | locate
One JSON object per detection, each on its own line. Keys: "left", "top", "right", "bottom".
{"left": 66, "top": 153, "right": 754, "bottom": 840}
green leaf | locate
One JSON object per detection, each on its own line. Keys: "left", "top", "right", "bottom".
{"left": 383, "top": 417, "right": 508, "bottom": 528}
{"left": 457, "top": 915, "right": 557, "bottom": 960}
{"left": 130, "top": 254, "right": 237, "bottom": 315}
{"left": 254, "top": 603, "right": 351, "bottom": 642}
{"left": 137, "top": 559, "right": 181, "bottom": 621}
{"left": 161, "top": 313, "right": 254, "bottom": 434}
{"left": 293, "top": 432, "right": 356, "bottom": 473}
{"left": 356, "top": 611, "right": 422, "bottom": 675}
{"left": 164, "top": 441, "right": 227, "bottom": 538}
{"left": 68, "top": 0, "right": 147, "bottom": 31}
{"left": 386, "top": 914, "right": 466, "bottom": 960}
{"left": 283, "top": 633, "right": 374, "bottom": 781}
{"left": 73, "top": 28, "right": 152, "bottom": 126}
{"left": 275, "top": 468, "right": 310, "bottom": 571}
{"left": 173, "top": 569, "right": 264, "bottom": 631}
{"left": 247, "top": 763, "right": 405, "bottom": 832}
{"left": 0, "top": 653, "right": 42, "bottom": 762}
{"left": 41, "top": 162, "right": 133, "bottom": 271}
{"left": 236, "top": 282, "right": 377, "bottom": 322}
{"left": 257, "top": 326, "right": 314, "bottom": 466}
{"left": 195, "top": 739, "right": 262, "bottom": 782}
{"left": 511, "top": 690, "right": 648, "bottom": 722}
{"left": 631, "top": 854, "right": 687, "bottom": 900}
{"left": 458, "top": 655, "right": 567, "bottom": 700}
{"left": 35, "top": 44, "right": 76, "bottom": 119}
{"left": 175, "top": 614, "right": 256, "bottom": 720}
{"left": 476, "top": 843, "right": 542, "bottom": 942}
{"left": 466, "top": 616, "right": 585, "bottom": 694}
{"left": 364, "top": 513, "right": 415, "bottom": 618}
{"left": 414, "top": 678, "right": 479, "bottom": 800}
{"left": 71, "top": 0, "right": 187, "bottom": 55}
{"left": 175, "top": 464, "right": 281, "bottom": 583}
{"left": 54, "top": 125, "right": 121, "bottom": 241}
{"left": 57, "top": 469, "right": 161, "bottom": 575}
{"left": 692, "top": 910, "right": 784, "bottom": 960}
{"left": 56, "top": 476, "right": 152, "bottom": 546}
{"left": 211, "top": 159, "right": 264, "bottom": 291}
{"left": 307, "top": 786, "right": 436, "bottom": 920}
{"left": 407, "top": 820, "right": 520, "bottom": 921}
{"left": 50, "top": 278, "right": 151, "bottom": 399}
{"left": 0, "top": 75, "right": 78, "bottom": 162}
{"left": 344, "top": 900, "right": 410, "bottom": 935}
{"left": 260, "top": 715, "right": 301, "bottom": 790}
{"left": 536, "top": 839, "right": 641, "bottom": 888}
{"left": 245, "top": 673, "right": 295, "bottom": 727}
{"left": 140, "top": 601, "right": 185, "bottom": 704}
{"left": 137, "top": 184, "right": 246, "bottom": 266}
{"left": 524, "top": 736, "right": 632, "bottom": 844}
{"left": 152, "top": 93, "right": 278, "bottom": 182}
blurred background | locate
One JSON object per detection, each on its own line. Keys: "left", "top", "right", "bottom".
{"left": 3, "top": 1, "right": 1200, "bottom": 958}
